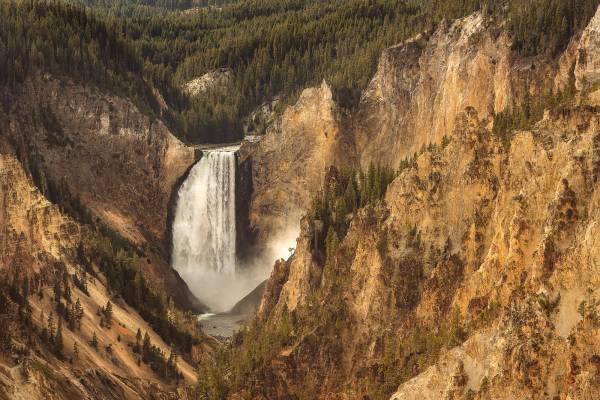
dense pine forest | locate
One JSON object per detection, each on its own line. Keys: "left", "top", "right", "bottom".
{"left": 1, "top": 0, "right": 598, "bottom": 142}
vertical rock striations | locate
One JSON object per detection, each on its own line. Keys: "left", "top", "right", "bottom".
{"left": 234, "top": 6, "right": 600, "bottom": 400}
{"left": 239, "top": 80, "right": 355, "bottom": 252}
{"left": 1, "top": 74, "right": 204, "bottom": 312}
{"left": 4, "top": 74, "right": 196, "bottom": 249}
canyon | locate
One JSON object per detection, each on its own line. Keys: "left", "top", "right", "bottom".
{"left": 214, "top": 5, "right": 600, "bottom": 400}
{"left": 3, "top": 3, "right": 600, "bottom": 400}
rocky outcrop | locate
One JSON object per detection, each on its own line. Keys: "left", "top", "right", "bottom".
{"left": 242, "top": 10, "right": 571, "bottom": 256}
{"left": 239, "top": 80, "right": 355, "bottom": 253}
{"left": 0, "top": 149, "right": 80, "bottom": 271}
{"left": 4, "top": 74, "right": 197, "bottom": 249}
{"left": 354, "top": 12, "right": 509, "bottom": 167}
{"left": 575, "top": 7, "right": 600, "bottom": 103}
{"left": 354, "top": 12, "right": 564, "bottom": 168}
{"left": 237, "top": 6, "right": 600, "bottom": 399}
{"left": 0, "top": 147, "right": 199, "bottom": 399}
{"left": 183, "top": 68, "right": 233, "bottom": 97}
{"left": 248, "top": 102, "right": 600, "bottom": 399}
{"left": 243, "top": 96, "right": 282, "bottom": 136}
{"left": 1, "top": 74, "right": 205, "bottom": 313}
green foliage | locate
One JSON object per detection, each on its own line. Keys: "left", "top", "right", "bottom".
{"left": 72, "top": 0, "right": 237, "bottom": 16}
{"left": 103, "top": 300, "right": 113, "bottom": 327}
{"left": 369, "top": 310, "right": 468, "bottom": 398}
{"left": 507, "top": 0, "right": 600, "bottom": 56}
{"left": 91, "top": 331, "right": 99, "bottom": 349}
{"left": 441, "top": 134, "right": 452, "bottom": 149}
{"left": 68, "top": 298, "right": 84, "bottom": 330}
{"left": 493, "top": 74, "right": 577, "bottom": 149}
{"left": 80, "top": 0, "right": 599, "bottom": 143}
{"left": 84, "top": 232, "right": 203, "bottom": 353}
{"left": 19, "top": 149, "right": 204, "bottom": 356}
{"left": 0, "top": 0, "right": 161, "bottom": 117}
{"left": 12, "top": 145, "right": 203, "bottom": 359}
{"left": 196, "top": 346, "right": 230, "bottom": 398}
{"left": 139, "top": 330, "right": 181, "bottom": 379}
{"left": 0, "top": 0, "right": 239, "bottom": 143}
{"left": 86, "top": 0, "right": 489, "bottom": 141}
{"left": 197, "top": 307, "right": 295, "bottom": 398}
{"left": 4, "top": 0, "right": 597, "bottom": 143}
{"left": 310, "top": 164, "right": 395, "bottom": 254}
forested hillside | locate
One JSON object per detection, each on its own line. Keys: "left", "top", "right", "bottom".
{"left": 121, "top": 0, "right": 483, "bottom": 141}
{"left": 73, "top": 0, "right": 236, "bottom": 16}
{"left": 91, "top": 0, "right": 600, "bottom": 142}
{"left": 2, "top": 0, "right": 598, "bottom": 142}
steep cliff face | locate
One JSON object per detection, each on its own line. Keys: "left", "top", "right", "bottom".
{"left": 355, "top": 12, "right": 558, "bottom": 168}
{"left": 575, "top": 8, "right": 600, "bottom": 104}
{"left": 0, "top": 147, "right": 200, "bottom": 399}
{"left": 243, "top": 11, "right": 570, "bottom": 253}
{"left": 1, "top": 74, "right": 204, "bottom": 312}
{"left": 4, "top": 74, "right": 196, "bottom": 248}
{"left": 239, "top": 81, "right": 355, "bottom": 252}
{"left": 389, "top": 104, "right": 600, "bottom": 400}
{"left": 250, "top": 105, "right": 600, "bottom": 400}
{"left": 237, "top": 6, "right": 600, "bottom": 400}
{"left": 0, "top": 149, "right": 80, "bottom": 272}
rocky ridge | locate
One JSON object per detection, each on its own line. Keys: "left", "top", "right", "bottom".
{"left": 234, "top": 6, "right": 600, "bottom": 400}
{"left": 0, "top": 146, "right": 200, "bottom": 399}
{"left": 239, "top": 80, "right": 354, "bottom": 252}
{"left": 1, "top": 73, "right": 203, "bottom": 312}
{"left": 183, "top": 68, "right": 234, "bottom": 98}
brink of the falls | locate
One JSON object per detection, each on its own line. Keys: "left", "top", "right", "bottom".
{"left": 172, "top": 148, "right": 243, "bottom": 312}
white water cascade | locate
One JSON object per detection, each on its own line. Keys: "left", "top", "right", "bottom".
{"left": 172, "top": 148, "right": 240, "bottom": 312}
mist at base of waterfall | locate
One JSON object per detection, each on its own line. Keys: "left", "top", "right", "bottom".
{"left": 184, "top": 268, "right": 265, "bottom": 313}
{"left": 198, "top": 224, "right": 300, "bottom": 313}
{"left": 172, "top": 147, "right": 301, "bottom": 314}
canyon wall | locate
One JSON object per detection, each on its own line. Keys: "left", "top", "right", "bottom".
{"left": 236, "top": 6, "right": 600, "bottom": 399}
{"left": 1, "top": 74, "right": 204, "bottom": 312}
{"left": 0, "top": 143, "right": 201, "bottom": 398}
{"left": 354, "top": 11, "right": 561, "bottom": 168}
{"left": 4, "top": 74, "right": 197, "bottom": 249}
{"left": 239, "top": 81, "right": 355, "bottom": 253}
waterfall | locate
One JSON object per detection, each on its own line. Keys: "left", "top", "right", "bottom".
{"left": 172, "top": 148, "right": 238, "bottom": 312}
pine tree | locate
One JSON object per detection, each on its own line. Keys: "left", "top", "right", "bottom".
{"left": 55, "top": 318, "right": 64, "bottom": 356}
{"left": 53, "top": 280, "right": 61, "bottom": 304}
{"left": 75, "top": 298, "right": 83, "bottom": 329}
{"left": 63, "top": 283, "right": 72, "bottom": 304}
{"left": 142, "top": 332, "right": 151, "bottom": 361}
{"left": 104, "top": 301, "right": 113, "bottom": 327}
{"left": 73, "top": 341, "right": 79, "bottom": 361}
{"left": 91, "top": 331, "right": 98, "bottom": 349}
{"left": 133, "top": 328, "right": 142, "bottom": 353}
{"left": 47, "top": 312, "right": 55, "bottom": 344}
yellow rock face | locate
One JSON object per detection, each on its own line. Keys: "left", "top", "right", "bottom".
{"left": 245, "top": 6, "right": 600, "bottom": 399}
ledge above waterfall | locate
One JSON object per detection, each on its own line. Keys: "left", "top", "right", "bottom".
{"left": 196, "top": 142, "right": 241, "bottom": 153}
